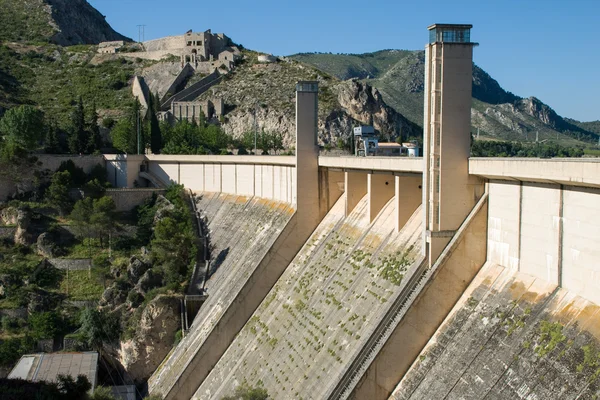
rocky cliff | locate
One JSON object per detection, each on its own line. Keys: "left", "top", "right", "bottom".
{"left": 119, "top": 294, "right": 182, "bottom": 382}
{"left": 0, "top": 0, "right": 130, "bottom": 45}
{"left": 292, "top": 51, "right": 599, "bottom": 146}
{"left": 195, "top": 53, "right": 420, "bottom": 147}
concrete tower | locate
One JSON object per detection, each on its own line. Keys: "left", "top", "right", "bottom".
{"left": 295, "top": 81, "right": 321, "bottom": 235}
{"left": 423, "top": 24, "right": 480, "bottom": 264}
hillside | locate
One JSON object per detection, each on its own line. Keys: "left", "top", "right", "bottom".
{"left": 291, "top": 51, "right": 599, "bottom": 146}
{"left": 0, "top": 42, "right": 147, "bottom": 126}
{"left": 196, "top": 51, "right": 420, "bottom": 147}
{"left": 0, "top": 0, "right": 130, "bottom": 45}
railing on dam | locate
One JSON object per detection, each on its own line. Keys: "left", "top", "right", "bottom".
{"left": 469, "top": 157, "right": 600, "bottom": 187}
{"left": 318, "top": 156, "right": 423, "bottom": 173}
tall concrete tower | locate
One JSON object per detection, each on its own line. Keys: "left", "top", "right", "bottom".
{"left": 295, "top": 81, "right": 321, "bottom": 236}
{"left": 423, "top": 24, "right": 480, "bottom": 265}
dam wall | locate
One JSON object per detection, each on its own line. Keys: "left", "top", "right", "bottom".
{"left": 144, "top": 155, "right": 297, "bottom": 204}
{"left": 482, "top": 173, "right": 600, "bottom": 305}
{"left": 344, "top": 190, "right": 488, "bottom": 400}
{"left": 391, "top": 261, "right": 600, "bottom": 400}
{"left": 193, "top": 194, "right": 424, "bottom": 399}
{"left": 148, "top": 193, "right": 295, "bottom": 399}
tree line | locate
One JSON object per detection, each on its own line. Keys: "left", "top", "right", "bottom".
{"left": 110, "top": 94, "right": 286, "bottom": 156}
{"left": 0, "top": 99, "right": 104, "bottom": 160}
{"left": 471, "top": 139, "right": 584, "bottom": 158}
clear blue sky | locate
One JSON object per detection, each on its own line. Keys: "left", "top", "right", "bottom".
{"left": 89, "top": 0, "right": 599, "bottom": 122}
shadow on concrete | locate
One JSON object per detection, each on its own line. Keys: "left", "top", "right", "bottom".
{"left": 207, "top": 247, "right": 229, "bottom": 279}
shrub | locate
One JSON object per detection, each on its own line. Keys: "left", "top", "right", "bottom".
{"left": 127, "top": 290, "right": 143, "bottom": 308}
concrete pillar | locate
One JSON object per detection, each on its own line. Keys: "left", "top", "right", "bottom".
{"left": 319, "top": 168, "right": 345, "bottom": 220}
{"left": 368, "top": 173, "right": 395, "bottom": 223}
{"left": 423, "top": 24, "right": 481, "bottom": 265}
{"left": 395, "top": 175, "right": 422, "bottom": 232}
{"left": 345, "top": 171, "right": 368, "bottom": 217}
{"left": 295, "top": 81, "right": 320, "bottom": 235}
{"left": 126, "top": 155, "right": 145, "bottom": 188}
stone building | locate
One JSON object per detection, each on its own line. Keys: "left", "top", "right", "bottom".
{"left": 180, "top": 29, "right": 241, "bottom": 68}
{"left": 97, "top": 40, "right": 124, "bottom": 54}
{"left": 170, "top": 98, "right": 224, "bottom": 123}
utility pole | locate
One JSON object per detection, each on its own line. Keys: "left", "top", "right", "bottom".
{"left": 477, "top": 127, "right": 480, "bottom": 139}
{"left": 253, "top": 104, "right": 258, "bottom": 155}
{"left": 136, "top": 25, "right": 146, "bottom": 43}
{"left": 137, "top": 110, "right": 141, "bottom": 155}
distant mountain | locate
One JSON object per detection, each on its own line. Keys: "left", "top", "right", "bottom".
{"left": 291, "top": 51, "right": 599, "bottom": 146}
{"left": 0, "top": 0, "right": 130, "bottom": 46}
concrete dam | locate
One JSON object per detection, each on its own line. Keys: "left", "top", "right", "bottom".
{"left": 99, "top": 24, "right": 600, "bottom": 399}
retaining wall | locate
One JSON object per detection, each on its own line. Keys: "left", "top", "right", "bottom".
{"left": 146, "top": 157, "right": 296, "bottom": 205}
{"left": 161, "top": 70, "right": 221, "bottom": 110}
{"left": 47, "top": 259, "right": 92, "bottom": 270}
{"left": 105, "top": 188, "right": 166, "bottom": 211}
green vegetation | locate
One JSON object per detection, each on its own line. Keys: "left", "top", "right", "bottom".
{"left": 293, "top": 51, "right": 600, "bottom": 148}
{"left": 78, "top": 308, "right": 120, "bottom": 349}
{"left": 0, "top": 375, "right": 93, "bottom": 400}
{"left": 534, "top": 320, "right": 566, "bottom": 357}
{"left": 221, "top": 379, "right": 270, "bottom": 400}
{"left": 59, "top": 269, "right": 106, "bottom": 301}
{"left": 471, "top": 139, "right": 584, "bottom": 158}
{"left": 0, "top": 43, "right": 141, "bottom": 143}
{"left": 0, "top": 0, "right": 55, "bottom": 44}
{"left": 0, "top": 105, "right": 44, "bottom": 159}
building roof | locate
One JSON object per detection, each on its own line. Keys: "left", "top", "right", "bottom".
{"left": 427, "top": 23, "right": 473, "bottom": 30}
{"left": 8, "top": 352, "right": 98, "bottom": 389}
{"left": 378, "top": 142, "right": 403, "bottom": 148}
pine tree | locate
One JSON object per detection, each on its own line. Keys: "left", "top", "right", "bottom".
{"left": 87, "top": 102, "right": 102, "bottom": 153}
{"left": 69, "top": 97, "right": 87, "bottom": 154}
{"left": 44, "top": 118, "right": 60, "bottom": 154}
{"left": 153, "top": 91, "right": 161, "bottom": 113}
{"left": 148, "top": 94, "right": 162, "bottom": 154}
{"left": 110, "top": 100, "right": 142, "bottom": 154}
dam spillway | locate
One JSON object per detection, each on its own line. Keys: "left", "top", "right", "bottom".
{"left": 392, "top": 262, "right": 600, "bottom": 400}
{"left": 193, "top": 194, "right": 423, "bottom": 399}
{"left": 149, "top": 193, "right": 294, "bottom": 396}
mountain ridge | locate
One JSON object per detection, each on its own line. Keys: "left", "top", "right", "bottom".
{"left": 291, "top": 50, "right": 598, "bottom": 146}
{"left": 0, "top": 0, "right": 130, "bottom": 45}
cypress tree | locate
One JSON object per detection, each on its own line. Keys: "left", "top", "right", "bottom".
{"left": 69, "top": 97, "right": 87, "bottom": 154}
{"left": 87, "top": 102, "right": 102, "bottom": 153}
{"left": 148, "top": 94, "right": 162, "bottom": 154}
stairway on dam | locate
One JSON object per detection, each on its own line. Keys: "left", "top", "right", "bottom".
{"left": 391, "top": 262, "right": 600, "bottom": 400}
{"left": 149, "top": 193, "right": 294, "bottom": 393}
{"left": 193, "top": 194, "right": 424, "bottom": 399}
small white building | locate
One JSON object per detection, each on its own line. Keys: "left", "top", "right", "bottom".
{"left": 258, "top": 54, "right": 277, "bottom": 63}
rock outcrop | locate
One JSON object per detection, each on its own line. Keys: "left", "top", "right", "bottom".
{"left": 14, "top": 208, "right": 33, "bottom": 245}
{"left": 199, "top": 59, "right": 420, "bottom": 147}
{"left": 46, "top": 0, "right": 130, "bottom": 45}
{"left": 119, "top": 294, "right": 182, "bottom": 382}
{"left": 334, "top": 79, "right": 420, "bottom": 141}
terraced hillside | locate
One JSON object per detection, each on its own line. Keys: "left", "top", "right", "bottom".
{"left": 194, "top": 195, "right": 424, "bottom": 399}
{"left": 392, "top": 262, "right": 600, "bottom": 399}
{"left": 149, "top": 193, "right": 294, "bottom": 394}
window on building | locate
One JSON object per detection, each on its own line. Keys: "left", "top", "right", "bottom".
{"left": 435, "top": 173, "right": 440, "bottom": 193}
